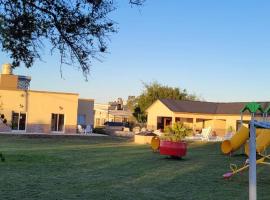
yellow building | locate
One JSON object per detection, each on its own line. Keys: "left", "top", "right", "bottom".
{"left": 94, "top": 103, "right": 109, "bottom": 127}
{"left": 146, "top": 99, "right": 269, "bottom": 137}
{"left": 0, "top": 64, "right": 94, "bottom": 133}
{"left": 94, "top": 99, "right": 131, "bottom": 127}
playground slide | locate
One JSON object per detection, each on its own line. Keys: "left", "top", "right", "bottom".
{"left": 221, "top": 126, "right": 266, "bottom": 154}
{"left": 221, "top": 126, "right": 249, "bottom": 154}
{"left": 151, "top": 136, "right": 160, "bottom": 151}
{"left": 245, "top": 129, "right": 270, "bottom": 155}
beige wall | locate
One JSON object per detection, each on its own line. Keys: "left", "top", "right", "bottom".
{"left": 146, "top": 100, "right": 174, "bottom": 130}
{"left": 0, "top": 89, "right": 79, "bottom": 133}
{"left": 78, "top": 99, "right": 94, "bottom": 127}
{"left": 94, "top": 103, "right": 109, "bottom": 127}
{"left": 27, "top": 91, "right": 78, "bottom": 130}
{"left": 146, "top": 100, "right": 252, "bottom": 137}
{"left": 173, "top": 113, "right": 251, "bottom": 136}
{"left": 0, "top": 89, "right": 26, "bottom": 123}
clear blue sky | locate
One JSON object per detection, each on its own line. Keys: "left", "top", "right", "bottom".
{"left": 1, "top": 0, "right": 270, "bottom": 103}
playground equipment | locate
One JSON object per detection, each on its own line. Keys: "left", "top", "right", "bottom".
{"left": 159, "top": 140, "right": 187, "bottom": 158}
{"left": 223, "top": 155, "right": 270, "bottom": 179}
{"left": 151, "top": 136, "right": 160, "bottom": 152}
{"left": 151, "top": 136, "right": 187, "bottom": 158}
{"left": 221, "top": 127, "right": 266, "bottom": 154}
{"left": 221, "top": 125, "right": 249, "bottom": 154}
{"left": 223, "top": 103, "right": 270, "bottom": 200}
{"left": 244, "top": 129, "right": 270, "bottom": 155}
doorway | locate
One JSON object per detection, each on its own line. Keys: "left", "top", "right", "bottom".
{"left": 51, "top": 113, "right": 65, "bottom": 132}
{"left": 157, "top": 117, "right": 172, "bottom": 131}
{"left": 12, "top": 112, "right": 26, "bottom": 131}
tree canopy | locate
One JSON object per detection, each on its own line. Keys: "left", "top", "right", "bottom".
{"left": 128, "top": 82, "right": 198, "bottom": 123}
{"left": 0, "top": 0, "right": 145, "bottom": 77}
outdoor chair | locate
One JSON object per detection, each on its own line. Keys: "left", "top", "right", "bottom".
{"left": 200, "top": 127, "right": 212, "bottom": 141}
{"left": 77, "top": 125, "right": 85, "bottom": 134}
{"left": 85, "top": 125, "right": 92, "bottom": 134}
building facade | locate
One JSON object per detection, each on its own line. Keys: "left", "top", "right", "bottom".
{"left": 77, "top": 98, "right": 95, "bottom": 129}
{"left": 94, "top": 98, "right": 132, "bottom": 127}
{"left": 0, "top": 63, "right": 94, "bottom": 133}
{"left": 146, "top": 99, "right": 268, "bottom": 137}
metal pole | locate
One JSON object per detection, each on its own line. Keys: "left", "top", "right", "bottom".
{"left": 249, "top": 113, "right": 257, "bottom": 200}
{"left": 241, "top": 113, "right": 243, "bottom": 126}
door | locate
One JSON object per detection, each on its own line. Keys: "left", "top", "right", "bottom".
{"left": 51, "top": 113, "right": 65, "bottom": 132}
{"left": 164, "top": 117, "right": 172, "bottom": 128}
{"left": 12, "top": 112, "right": 26, "bottom": 131}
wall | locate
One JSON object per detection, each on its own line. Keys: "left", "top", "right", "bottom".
{"left": 78, "top": 99, "right": 94, "bottom": 127}
{"left": 0, "top": 89, "right": 79, "bottom": 133}
{"left": 173, "top": 113, "right": 251, "bottom": 136}
{"left": 94, "top": 103, "right": 109, "bottom": 127}
{"left": 0, "top": 74, "right": 18, "bottom": 90}
{"left": 0, "top": 89, "right": 26, "bottom": 125}
{"left": 146, "top": 100, "right": 174, "bottom": 130}
{"left": 27, "top": 90, "right": 78, "bottom": 133}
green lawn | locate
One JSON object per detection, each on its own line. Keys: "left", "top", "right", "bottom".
{"left": 0, "top": 135, "right": 269, "bottom": 200}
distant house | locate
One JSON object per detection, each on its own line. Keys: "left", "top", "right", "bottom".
{"left": 146, "top": 99, "right": 269, "bottom": 137}
{"left": 94, "top": 98, "right": 131, "bottom": 127}
{"left": 0, "top": 63, "right": 94, "bottom": 133}
{"left": 94, "top": 103, "right": 109, "bottom": 127}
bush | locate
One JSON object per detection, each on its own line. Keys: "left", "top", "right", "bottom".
{"left": 160, "top": 122, "right": 192, "bottom": 142}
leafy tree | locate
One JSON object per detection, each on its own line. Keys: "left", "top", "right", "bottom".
{"left": 0, "top": 0, "right": 145, "bottom": 78}
{"left": 132, "top": 82, "right": 198, "bottom": 122}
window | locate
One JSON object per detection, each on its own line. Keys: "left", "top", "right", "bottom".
{"left": 11, "top": 112, "right": 26, "bottom": 131}
{"left": 78, "top": 114, "right": 86, "bottom": 125}
{"left": 51, "top": 113, "right": 65, "bottom": 132}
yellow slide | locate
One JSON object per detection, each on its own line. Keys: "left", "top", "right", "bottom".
{"left": 221, "top": 126, "right": 249, "bottom": 154}
{"left": 245, "top": 129, "right": 270, "bottom": 155}
{"left": 221, "top": 126, "right": 265, "bottom": 154}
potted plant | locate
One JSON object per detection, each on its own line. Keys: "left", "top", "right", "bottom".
{"left": 159, "top": 122, "right": 192, "bottom": 158}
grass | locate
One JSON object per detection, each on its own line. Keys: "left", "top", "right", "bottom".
{"left": 0, "top": 135, "right": 269, "bottom": 200}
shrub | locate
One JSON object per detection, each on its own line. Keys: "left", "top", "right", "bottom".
{"left": 160, "top": 122, "right": 192, "bottom": 142}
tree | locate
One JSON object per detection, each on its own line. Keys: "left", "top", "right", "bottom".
{"left": 131, "top": 82, "right": 198, "bottom": 123}
{"left": 0, "top": 0, "right": 145, "bottom": 78}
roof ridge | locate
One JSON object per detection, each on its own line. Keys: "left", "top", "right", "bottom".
{"left": 160, "top": 98, "right": 270, "bottom": 104}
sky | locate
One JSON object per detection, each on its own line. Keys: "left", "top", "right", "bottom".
{"left": 1, "top": 0, "right": 270, "bottom": 103}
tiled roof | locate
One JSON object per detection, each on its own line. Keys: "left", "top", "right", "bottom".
{"left": 159, "top": 99, "right": 270, "bottom": 115}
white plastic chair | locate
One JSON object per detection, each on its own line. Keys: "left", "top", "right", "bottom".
{"left": 85, "top": 125, "right": 92, "bottom": 134}
{"left": 201, "top": 127, "right": 212, "bottom": 141}
{"left": 77, "top": 125, "right": 85, "bottom": 134}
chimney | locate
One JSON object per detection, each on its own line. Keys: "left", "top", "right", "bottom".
{"left": 2, "top": 63, "right": 12, "bottom": 75}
